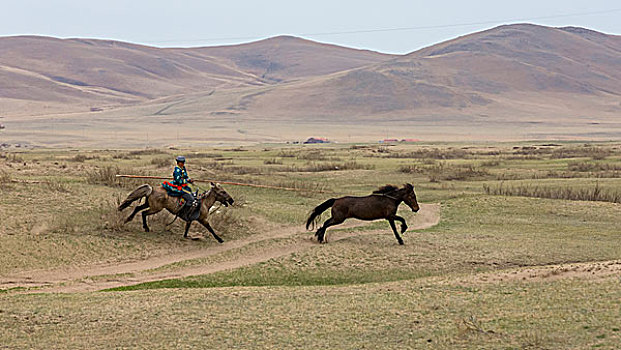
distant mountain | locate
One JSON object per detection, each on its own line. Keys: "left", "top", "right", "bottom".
{"left": 192, "top": 35, "right": 394, "bottom": 83}
{"left": 1, "top": 24, "right": 620, "bottom": 142}
{"left": 0, "top": 35, "right": 392, "bottom": 115}
{"left": 242, "top": 24, "right": 621, "bottom": 119}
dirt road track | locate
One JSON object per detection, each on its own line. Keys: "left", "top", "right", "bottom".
{"left": 1, "top": 204, "right": 440, "bottom": 293}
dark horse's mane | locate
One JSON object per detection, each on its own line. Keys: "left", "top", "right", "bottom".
{"left": 373, "top": 184, "right": 400, "bottom": 194}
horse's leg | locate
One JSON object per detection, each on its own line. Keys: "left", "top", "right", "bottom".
{"left": 125, "top": 202, "right": 149, "bottom": 223}
{"left": 184, "top": 221, "right": 192, "bottom": 239}
{"left": 141, "top": 208, "right": 161, "bottom": 232}
{"left": 198, "top": 218, "right": 224, "bottom": 243}
{"left": 387, "top": 219, "right": 404, "bottom": 245}
{"left": 391, "top": 215, "right": 408, "bottom": 233}
{"left": 315, "top": 217, "right": 345, "bottom": 244}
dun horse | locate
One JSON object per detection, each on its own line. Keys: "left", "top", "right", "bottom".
{"left": 118, "top": 182, "right": 234, "bottom": 241}
{"left": 306, "top": 184, "right": 419, "bottom": 245}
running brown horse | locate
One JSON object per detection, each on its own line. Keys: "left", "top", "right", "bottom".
{"left": 118, "top": 182, "right": 234, "bottom": 241}
{"left": 306, "top": 184, "right": 419, "bottom": 245}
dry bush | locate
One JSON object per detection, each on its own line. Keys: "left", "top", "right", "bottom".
{"left": 398, "top": 165, "right": 423, "bottom": 174}
{"left": 151, "top": 157, "right": 171, "bottom": 168}
{"left": 112, "top": 152, "right": 137, "bottom": 160}
{"left": 264, "top": 158, "right": 283, "bottom": 165}
{"left": 128, "top": 149, "right": 167, "bottom": 156}
{"left": 70, "top": 154, "right": 99, "bottom": 162}
{"left": 86, "top": 166, "right": 146, "bottom": 189}
{"left": 349, "top": 145, "right": 371, "bottom": 150}
{"left": 406, "top": 161, "right": 490, "bottom": 182}
{"left": 99, "top": 195, "right": 133, "bottom": 232}
{"left": 551, "top": 146, "right": 611, "bottom": 160}
{"left": 480, "top": 159, "right": 501, "bottom": 167}
{"left": 70, "top": 154, "right": 88, "bottom": 162}
{"left": 567, "top": 161, "right": 621, "bottom": 172}
{"left": 483, "top": 182, "right": 621, "bottom": 203}
{"left": 299, "top": 160, "right": 374, "bottom": 172}
{"left": 296, "top": 151, "right": 330, "bottom": 161}
{"left": 0, "top": 169, "right": 12, "bottom": 191}
{"left": 188, "top": 152, "right": 223, "bottom": 159}
{"left": 3, "top": 153, "right": 24, "bottom": 163}
{"left": 381, "top": 148, "right": 472, "bottom": 159}
{"left": 206, "top": 208, "right": 249, "bottom": 239}
{"left": 45, "top": 181, "right": 71, "bottom": 193}
{"left": 276, "top": 150, "right": 297, "bottom": 158}
{"left": 195, "top": 160, "right": 228, "bottom": 172}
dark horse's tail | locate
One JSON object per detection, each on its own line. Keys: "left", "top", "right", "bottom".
{"left": 118, "top": 184, "right": 153, "bottom": 211}
{"left": 306, "top": 198, "right": 335, "bottom": 230}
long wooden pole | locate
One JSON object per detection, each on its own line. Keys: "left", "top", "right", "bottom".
{"left": 115, "top": 174, "right": 327, "bottom": 193}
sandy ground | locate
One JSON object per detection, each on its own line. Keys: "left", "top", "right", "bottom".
{"left": 1, "top": 204, "right": 441, "bottom": 293}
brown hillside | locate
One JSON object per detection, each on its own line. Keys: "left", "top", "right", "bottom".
{"left": 193, "top": 35, "right": 394, "bottom": 83}
{"left": 1, "top": 24, "right": 620, "bottom": 144}
{"left": 245, "top": 24, "right": 621, "bottom": 119}
{"left": 0, "top": 35, "right": 392, "bottom": 116}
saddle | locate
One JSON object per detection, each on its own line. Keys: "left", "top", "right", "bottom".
{"left": 177, "top": 191, "right": 201, "bottom": 222}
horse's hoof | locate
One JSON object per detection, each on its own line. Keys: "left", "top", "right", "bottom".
{"left": 144, "top": 228, "right": 150, "bottom": 233}
{"left": 401, "top": 226, "right": 408, "bottom": 234}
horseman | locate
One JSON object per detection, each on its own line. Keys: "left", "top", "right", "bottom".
{"left": 162, "top": 156, "right": 198, "bottom": 221}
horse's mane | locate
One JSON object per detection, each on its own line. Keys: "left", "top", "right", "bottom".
{"left": 373, "top": 184, "right": 399, "bottom": 194}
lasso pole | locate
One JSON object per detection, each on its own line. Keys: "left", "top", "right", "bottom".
{"left": 115, "top": 174, "right": 327, "bottom": 193}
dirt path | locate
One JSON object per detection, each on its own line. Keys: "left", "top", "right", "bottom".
{"left": 2, "top": 204, "right": 441, "bottom": 293}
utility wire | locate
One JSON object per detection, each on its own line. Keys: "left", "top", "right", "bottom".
{"left": 150, "top": 8, "right": 621, "bottom": 44}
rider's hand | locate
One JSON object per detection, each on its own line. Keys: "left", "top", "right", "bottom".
{"left": 189, "top": 179, "right": 194, "bottom": 184}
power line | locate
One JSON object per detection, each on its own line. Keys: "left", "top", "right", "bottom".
{"left": 150, "top": 8, "right": 621, "bottom": 44}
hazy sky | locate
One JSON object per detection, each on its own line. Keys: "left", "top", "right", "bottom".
{"left": 1, "top": 0, "right": 620, "bottom": 54}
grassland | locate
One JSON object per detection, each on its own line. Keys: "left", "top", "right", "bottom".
{"left": 0, "top": 142, "right": 620, "bottom": 349}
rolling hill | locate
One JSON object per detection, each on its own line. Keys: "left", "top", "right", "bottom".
{"left": 0, "top": 35, "right": 393, "bottom": 116}
{"left": 243, "top": 24, "right": 621, "bottom": 119}
{"left": 1, "top": 24, "right": 620, "bottom": 144}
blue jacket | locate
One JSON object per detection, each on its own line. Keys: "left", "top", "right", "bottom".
{"left": 172, "top": 166, "right": 190, "bottom": 187}
{"left": 162, "top": 166, "right": 192, "bottom": 195}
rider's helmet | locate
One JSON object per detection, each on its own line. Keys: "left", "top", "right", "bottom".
{"left": 175, "top": 156, "right": 186, "bottom": 163}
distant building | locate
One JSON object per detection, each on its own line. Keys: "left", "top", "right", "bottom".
{"left": 304, "top": 137, "right": 330, "bottom": 144}
{"left": 379, "top": 139, "right": 399, "bottom": 143}
{"left": 90, "top": 107, "right": 103, "bottom": 112}
{"left": 401, "top": 138, "right": 420, "bottom": 142}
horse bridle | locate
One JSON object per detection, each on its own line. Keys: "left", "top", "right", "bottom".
{"left": 372, "top": 191, "right": 400, "bottom": 201}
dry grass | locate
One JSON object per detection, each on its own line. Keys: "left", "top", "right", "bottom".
{"left": 0, "top": 169, "right": 12, "bottom": 191}
{"left": 1, "top": 143, "right": 621, "bottom": 349}
{"left": 567, "top": 161, "right": 621, "bottom": 172}
{"left": 371, "top": 147, "right": 474, "bottom": 159}
{"left": 263, "top": 158, "right": 283, "bottom": 165}
{"left": 151, "top": 156, "right": 171, "bottom": 168}
{"left": 399, "top": 161, "right": 490, "bottom": 182}
{"left": 86, "top": 165, "right": 123, "bottom": 187}
{"left": 483, "top": 182, "right": 621, "bottom": 203}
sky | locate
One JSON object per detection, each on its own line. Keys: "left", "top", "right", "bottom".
{"left": 1, "top": 0, "right": 620, "bottom": 54}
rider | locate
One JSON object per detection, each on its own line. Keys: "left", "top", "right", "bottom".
{"left": 162, "top": 156, "right": 198, "bottom": 220}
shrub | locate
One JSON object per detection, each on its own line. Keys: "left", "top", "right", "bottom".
{"left": 151, "top": 157, "right": 171, "bottom": 168}
{"left": 86, "top": 166, "right": 122, "bottom": 187}
{"left": 264, "top": 158, "right": 283, "bottom": 165}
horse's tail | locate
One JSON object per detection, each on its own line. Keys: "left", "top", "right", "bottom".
{"left": 118, "top": 184, "right": 153, "bottom": 211}
{"left": 306, "top": 198, "right": 335, "bottom": 230}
